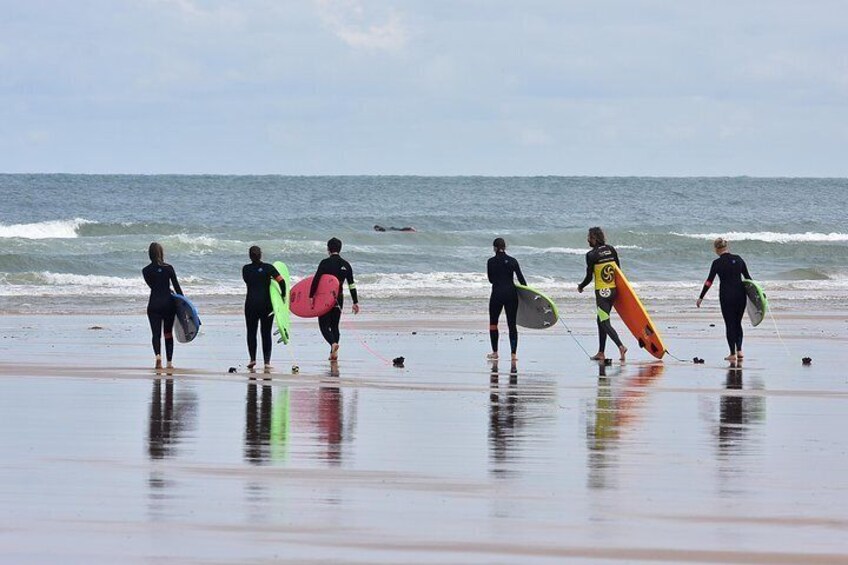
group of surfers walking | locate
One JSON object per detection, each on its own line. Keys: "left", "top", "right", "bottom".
{"left": 486, "top": 227, "right": 752, "bottom": 364}
{"left": 142, "top": 227, "right": 753, "bottom": 370}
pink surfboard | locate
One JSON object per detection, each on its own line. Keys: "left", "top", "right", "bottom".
{"left": 290, "top": 275, "right": 339, "bottom": 318}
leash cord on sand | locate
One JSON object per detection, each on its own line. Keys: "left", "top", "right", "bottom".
{"left": 768, "top": 309, "right": 793, "bottom": 358}
{"left": 344, "top": 317, "right": 392, "bottom": 366}
{"left": 557, "top": 317, "right": 593, "bottom": 359}
{"left": 664, "top": 349, "right": 692, "bottom": 364}
{"left": 271, "top": 312, "right": 300, "bottom": 371}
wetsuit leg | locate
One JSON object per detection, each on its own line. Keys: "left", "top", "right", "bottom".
{"left": 595, "top": 290, "right": 623, "bottom": 352}
{"left": 245, "top": 308, "right": 260, "bottom": 362}
{"left": 259, "top": 308, "right": 273, "bottom": 364}
{"left": 148, "top": 310, "right": 163, "bottom": 356}
{"left": 163, "top": 306, "right": 176, "bottom": 362}
{"left": 488, "top": 294, "right": 505, "bottom": 352}
{"left": 319, "top": 307, "right": 341, "bottom": 345}
{"left": 505, "top": 296, "right": 519, "bottom": 355}
{"left": 720, "top": 294, "right": 746, "bottom": 354}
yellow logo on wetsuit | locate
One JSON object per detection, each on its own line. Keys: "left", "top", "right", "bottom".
{"left": 594, "top": 261, "right": 617, "bottom": 290}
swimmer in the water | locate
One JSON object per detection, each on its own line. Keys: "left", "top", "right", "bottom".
{"left": 373, "top": 225, "right": 416, "bottom": 232}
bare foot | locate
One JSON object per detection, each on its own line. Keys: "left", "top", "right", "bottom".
{"left": 487, "top": 352, "right": 499, "bottom": 360}
{"left": 590, "top": 353, "right": 605, "bottom": 361}
{"left": 247, "top": 361, "right": 256, "bottom": 371}
{"left": 511, "top": 353, "right": 518, "bottom": 362}
{"left": 263, "top": 364, "right": 273, "bottom": 373}
{"left": 329, "top": 343, "right": 339, "bottom": 361}
{"left": 166, "top": 361, "right": 173, "bottom": 369}
{"left": 724, "top": 354, "right": 737, "bottom": 362}
{"left": 736, "top": 351, "right": 744, "bottom": 359}
{"left": 155, "top": 356, "right": 163, "bottom": 370}
{"left": 619, "top": 345, "right": 628, "bottom": 362}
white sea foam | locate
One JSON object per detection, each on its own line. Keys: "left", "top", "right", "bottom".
{"left": 0, "top": 218, "right": 92, "bottom": 239}
{"left": 671, "top": 231, "right": 848, "bottom": 243}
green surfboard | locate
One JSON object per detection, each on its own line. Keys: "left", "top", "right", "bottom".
{"left": 743, "top": 279, "right": 768, "bottom": 327}
{"left": 270, "top": 261, "right": 292, "bottom": 344}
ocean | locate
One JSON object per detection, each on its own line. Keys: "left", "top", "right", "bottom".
{"left": 1, "top": 175, "right": 847, "bottom": 315}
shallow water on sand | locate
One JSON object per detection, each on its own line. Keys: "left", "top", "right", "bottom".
{"left": 1, "top": 316, "right": 847, "bottom": 563}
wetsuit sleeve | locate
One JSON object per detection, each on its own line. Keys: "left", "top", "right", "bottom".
{"left": 513, "top": 258, "right": 527, "bottom": 286}
{"left": 143, "top": 267, "right": 154, "bottom": 289}
{"left": 242, "top": 265, "right": 249, "bottom": 284}
{"left": 578, "top": 253, "right": 593, "bottom": 290}
{"left": 345, "top": 260, "right": 358, "bottom": 304}
{"left": 170, "top": 267, "right": 183, "bottom": 296}
{"left": 487, "top": 258, "right": 495, "bottom": 284}
{"left": 267, "top": 263, "right": 282, "bottom": 280}
{"left": 740, "top": 258, "right": 752, "bottom": 280}
{"left": 309, "top": 260, "right": 327, "bottom": 298}
{"left": 699, "top": 260, "right": 718, "bottom": 299}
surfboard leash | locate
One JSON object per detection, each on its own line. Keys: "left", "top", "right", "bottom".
{"left": 664, "top": 349, "right": 697, "bottom": 364}
{"left": 557, "top": 318, "right": 593, "bottom": 359}
{"left": 344, "top": 317, "right": 393, "bottom": 366}
{"left": 767, "top": 309, "right": 794, "bottom": 358}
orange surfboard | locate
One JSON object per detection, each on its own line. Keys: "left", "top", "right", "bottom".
{"left": 612, "top": 265, "right": 666, "bottom": 359}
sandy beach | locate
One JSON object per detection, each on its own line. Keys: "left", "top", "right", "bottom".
{"left": 1, "top": 310, "right": 847, "bottom": 564}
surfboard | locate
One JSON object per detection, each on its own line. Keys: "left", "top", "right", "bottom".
{"left": 290, "top": 275, "right": 339, "bottom": 318}
{"left": 743, "top": 279, "right": 768, "bottom": 327}
{"left": 269, "top": 261, "right": 291, "bottom": 344}
{"left": 515, "top": 285, "right": 559, "bottom": 329}
{"left": 173, "top": 294, "right": 201, "bottom": 343}
{"left": 612, "top": 264, "right": 666, "bottom": 360}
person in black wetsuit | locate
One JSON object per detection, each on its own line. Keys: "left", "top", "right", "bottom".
{"left": 487, "top": 238, "right": 526, "bottom": 362}
{"left": 243, "top": 246, "right": 287, "bottom": 372}
{"left": 577, "top": 227, "right": 628, "bottom": 362}
{"left": 310, "top": 237, "right": 359, "bottom": 361}
{"left": 696, "top": 237, "right": 752, "bottom": 362}
{"left": 142, "top": 242, "right": 182, "bottom": 370}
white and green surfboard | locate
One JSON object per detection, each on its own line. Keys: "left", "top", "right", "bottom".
{"left": 743, "top": 279, "right": 768, "bottom": 327}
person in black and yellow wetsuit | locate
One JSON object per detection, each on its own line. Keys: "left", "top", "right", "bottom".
{"left": 696, "top": 237, "right": 752, "bottom": 363}
{"left": 310, "top": 237, "right": 359, "bottom": 361}
{"left": 142, "top": 242, "right": 182, "bottom": 370}
{"left": 487, "top": 238, "right": 526, "bottom": 362}
{"left": 577, "top": 227, "right": 628, "bottom": 362}
{"left": 242, "top": 246, "right": 287, "bottom": 372}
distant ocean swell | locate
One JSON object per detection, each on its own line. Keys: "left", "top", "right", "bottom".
{"left": 3, "top": 173, "right": 848, "bottom": 315}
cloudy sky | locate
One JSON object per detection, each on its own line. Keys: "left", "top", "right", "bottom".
{"left": 1, "top": 0, "right": 846, "bottom": 175}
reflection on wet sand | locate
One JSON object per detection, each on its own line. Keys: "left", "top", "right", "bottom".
{"left": 718, "top": 365, "right": 766, "bottom": 455}
{"left": 245, "top": 379, "right": 273, "bottom": 465}
{"left": 489, "top": 360, "right": 519, "bottom": 478}
{"left": 148, "top": 378, "right": 197, "bottom": 460}
{"left": 147, "top": 378, "right": 197, "bottom": 517}
{"left": 587, "top": 363, "right": 665, "bottom": 489}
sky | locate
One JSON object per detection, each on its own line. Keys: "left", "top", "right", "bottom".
{"left": 1, "top": 0, "right": 847, "bottom": 176}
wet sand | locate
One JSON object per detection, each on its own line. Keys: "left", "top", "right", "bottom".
{"left": 1, "top": 312, "right": 847, "bottom": 564}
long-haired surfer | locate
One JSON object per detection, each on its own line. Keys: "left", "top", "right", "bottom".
{"left": 142, "top": 242, "right": 182, "bottom": 370}
{"left": 696, "top": 237, "right": 752, "bottom": 362}
{"left": 310, "top": 237, "right": 359, "bottom": 361}
{"left": 487, "top": 237, "right": 526, "bottom": 362}
{"left": 577, "top": 227, "right": 627, "bottom": 362}
{"left": 243, "top": 246, "right": 287, "bottom": 371}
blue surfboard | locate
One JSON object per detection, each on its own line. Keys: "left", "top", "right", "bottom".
{"left": 173, "top": 294, "right": 201, "bottom": 343}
